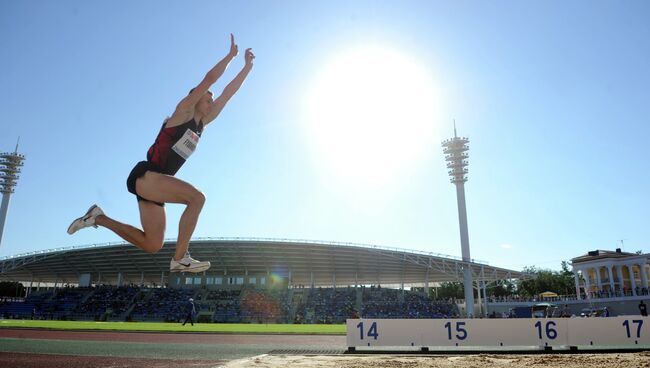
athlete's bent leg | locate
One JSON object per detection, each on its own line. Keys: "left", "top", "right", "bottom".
{"left": 135, "top": 171, "right": 205, "bottom": 261}
{"left": 175, "top": 190, "right": 205, "bottom": 259}
{"left": 94, "top": 202, "right": 165, "bottom": 254}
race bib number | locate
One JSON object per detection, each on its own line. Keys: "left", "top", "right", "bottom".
{"left": 172, "top": 129, "right": 199, "bottom": 160}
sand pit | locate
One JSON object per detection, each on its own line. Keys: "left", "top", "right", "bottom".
{"left": 220, "top": 352, "right": 650, "bottom": 368}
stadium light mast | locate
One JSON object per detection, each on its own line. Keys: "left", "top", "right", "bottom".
{"left": 441, "top": 124, "right": 475, "bottom": 317}
{"left": 0, "top": 138, "right": 26, "bottom": 249}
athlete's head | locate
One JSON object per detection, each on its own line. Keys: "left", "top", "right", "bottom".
{"left": 189, "top": 88, "right": 214, "bottom": 116}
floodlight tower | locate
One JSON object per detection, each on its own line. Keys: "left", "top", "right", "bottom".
{"left": 0, "top": 140, "right": 26, "bottom": 248}
{"left": 441, "top": 125, "right": 475, "bottom": 317}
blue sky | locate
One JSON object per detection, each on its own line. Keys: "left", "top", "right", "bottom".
{"left": 1, "top": 0, "right": 648, "bottom": 271}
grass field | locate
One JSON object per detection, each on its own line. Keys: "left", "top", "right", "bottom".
{"left": 0, "top": 319, "right": 346, "bottom": 334}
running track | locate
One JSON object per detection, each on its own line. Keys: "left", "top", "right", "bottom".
{"left": 0, "top": 328, "right": 346, "bottom": 367}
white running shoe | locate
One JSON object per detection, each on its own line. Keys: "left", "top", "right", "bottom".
{"left": 170, "top": 252, "right": 211, "bottom": 273}
{"left": 67, "top": 204, "right": 104, "bottom": 235}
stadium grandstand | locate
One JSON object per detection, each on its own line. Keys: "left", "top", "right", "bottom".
{"left": 0, "top": 238, "right": 527, "bottom": 322}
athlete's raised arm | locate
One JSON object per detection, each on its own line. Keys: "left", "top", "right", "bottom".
{"left": 203, "top": 48, "right": 255, "bottom": 126}
{"left": 166, "top": 34, "right": 239, "bottom": 127}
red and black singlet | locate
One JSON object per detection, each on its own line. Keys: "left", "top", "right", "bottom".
{"left": 146, "top": 118, "right": 204, "bottom": 176}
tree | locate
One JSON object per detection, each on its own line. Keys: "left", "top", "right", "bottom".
{"left": 559, "top": 261, "right": 576, "bottom": 295}
{"left": 486, "top": 279, "right": 516, "bottom": 297}
{"left": 434, "top": 282, "right": 464, "bottom": 299}
{"left": 516, "top": 263, "right": 575, "bottom": 296}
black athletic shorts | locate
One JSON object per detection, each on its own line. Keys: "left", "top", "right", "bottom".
{"left": 126, "top": 161, "right": 165, "bottom": 207}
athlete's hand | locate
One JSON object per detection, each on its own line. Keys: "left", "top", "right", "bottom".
{"left": 245, "top": 48, "right": 255, "bottom": 66}
{"left": 228, "top": 33, "right": 238, "bottom": 58}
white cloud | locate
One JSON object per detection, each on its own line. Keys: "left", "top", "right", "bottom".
{"left": 499, "top": 243, "right": 513, "bottom": 249}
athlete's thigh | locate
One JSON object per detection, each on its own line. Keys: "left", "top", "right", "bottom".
{"left": 136, "top": 171, "right": 201, "bottom": 205}
{"left": 138, "top": 200, "right": 166, "bottom": 245}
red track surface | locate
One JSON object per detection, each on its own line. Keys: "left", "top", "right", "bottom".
{"left": 0, "top": 328, "right": 346, "bottom": 367}
{"left": 0, "top": 352, "right": 224, "bottom": 368}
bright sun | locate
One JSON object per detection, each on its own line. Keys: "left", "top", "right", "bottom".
{"left": 303, "top": 46, "right": 441, "bottom": 186}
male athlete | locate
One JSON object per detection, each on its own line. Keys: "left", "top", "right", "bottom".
{"left": 68, "top": 34, "right": 254, "bottom": 273}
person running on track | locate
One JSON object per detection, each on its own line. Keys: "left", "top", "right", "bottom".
{"left": 67, "top": 34, "right": 254, "bottom": 273}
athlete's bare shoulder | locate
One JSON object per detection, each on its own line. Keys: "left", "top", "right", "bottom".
{"left": 164, "top": 103, "right": 194, "bottom": 128}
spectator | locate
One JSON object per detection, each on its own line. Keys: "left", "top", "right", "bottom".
{"left": 639, "top": 300, "right": 648, "bottom": 317}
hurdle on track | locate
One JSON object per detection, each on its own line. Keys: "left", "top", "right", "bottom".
{"left": 346, "top": 317, "right": 650, "bottom": 352}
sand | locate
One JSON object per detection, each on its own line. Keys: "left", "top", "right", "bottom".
{"left": 220, "top": 352, "right": 650, "bottom": 368}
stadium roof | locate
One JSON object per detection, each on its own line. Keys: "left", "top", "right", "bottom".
{"left": 0, "top": 238, "right": 529, "bottom": 287}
